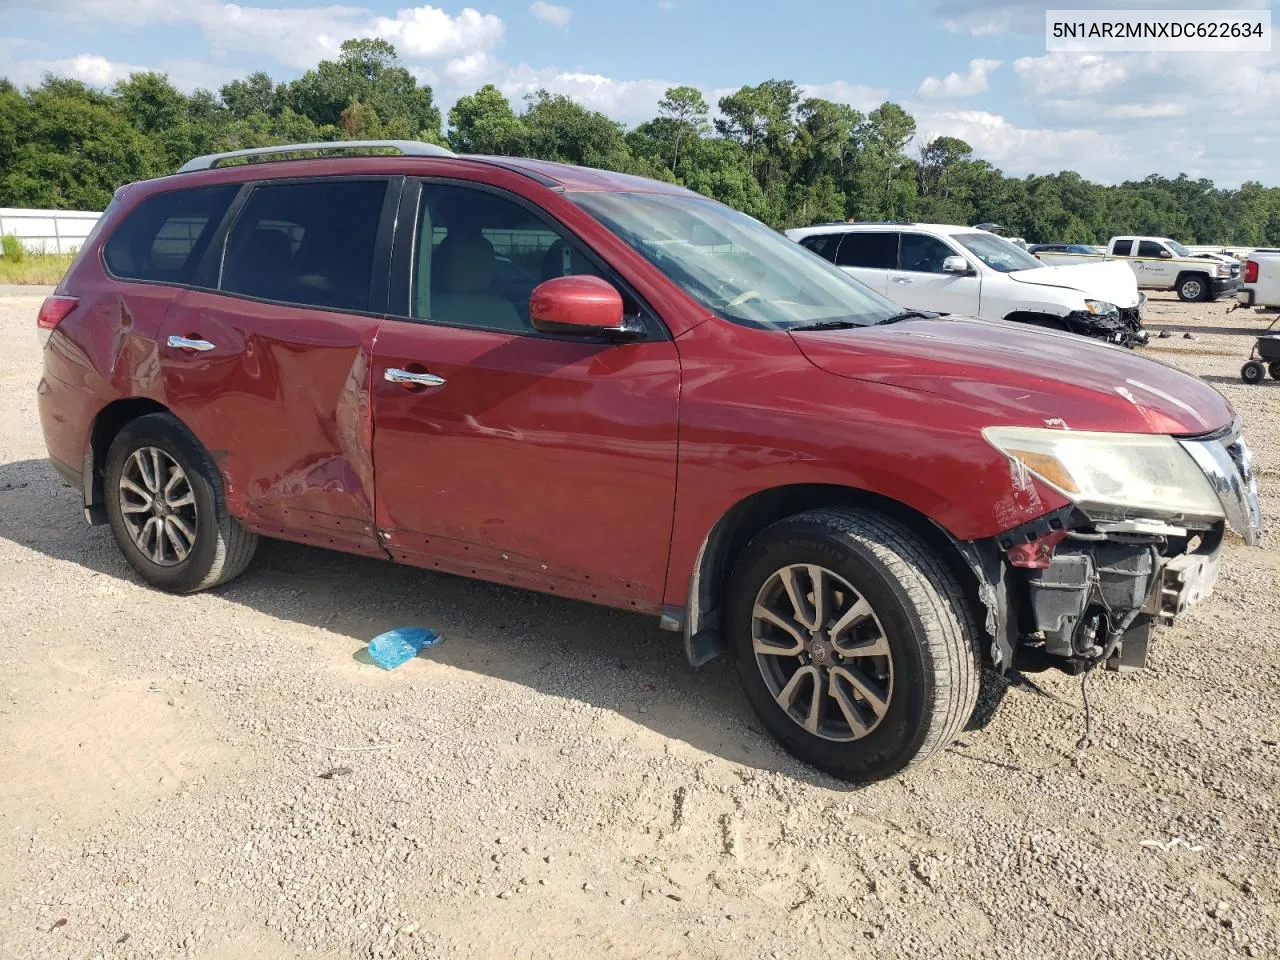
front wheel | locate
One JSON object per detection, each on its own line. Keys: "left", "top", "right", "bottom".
{"left": 1242, "top": 361, "right": 1266, "bottom": 384}
{"left": 726, "top": 508, "right": 980, "bottom": 783}
{"left": 1177, "top": 275, "right": 1208, "bottom": 302}
{"left": 104, "top": 412, "right": 259, "bottom": 593}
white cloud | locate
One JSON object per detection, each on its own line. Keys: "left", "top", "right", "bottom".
{"left": 5, "top": 53, "right": 241, "bottom": 92}
{"left": 495, "top": 66, "right": 673, "bottom": 121}
{"left": 529, "top": 1, "right": 571, "bottom": 27}
{"left": 917, "top": 58, "right": 1002, "bottom": 98}
{"left": 31, "top": 2, "right": 507, "bottom": 72}
{"left": 1013, "top": 52, "right": 1127, "bottom": 96}
{"left": 799, "top": 81, "right": 889, "bottom": 113}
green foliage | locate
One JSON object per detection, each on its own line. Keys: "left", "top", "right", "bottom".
{"left": 2, "top": 44, "right": 1279, "bottom": 245}
{"left": 2, "top": 234, "right": 24, "bottom": 262}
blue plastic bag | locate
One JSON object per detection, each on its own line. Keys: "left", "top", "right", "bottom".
{"left": 367, "top": 627, "right": 442, "bottom": 670}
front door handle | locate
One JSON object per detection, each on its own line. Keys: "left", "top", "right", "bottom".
{"left": 892, "top": 276, "right": 914, "bottom": 284}
{"left": 167, "top": 335, "right": 216, "bottom": 352}
{"left": 385, "top": 368, "right": 446, "bottom": 387}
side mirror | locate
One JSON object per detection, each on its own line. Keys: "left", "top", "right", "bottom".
{"left": 942, "top": 255, "right": 971, "bottom": 274}
{"left": 529, "top": 275, "right": 642, "bottom": 341}
{"left": 1159, "top": 249, "right": 1173, "bottom": 258}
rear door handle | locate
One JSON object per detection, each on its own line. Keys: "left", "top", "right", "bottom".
{"left": 167, "top": 335, "right": 216, "bottom": 352}
{"left": 892, "top": 276, "right": 913, "bottom": 284}
{"left": 385, "top": 368, "right": 446, "bottom": 387}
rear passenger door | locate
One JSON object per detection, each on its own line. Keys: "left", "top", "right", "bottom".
{"left": 887, "top": 232, "right": 980, "bottom": 315}
{"left": 832, "top": 231, "right": 895, "bottom": 294}
{"left": 158, "top": 177, "right": 400, "bottom": 555}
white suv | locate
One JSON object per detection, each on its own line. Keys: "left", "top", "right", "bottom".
{"left": 786, "top": 222, "right": 1147, "bottom": 347}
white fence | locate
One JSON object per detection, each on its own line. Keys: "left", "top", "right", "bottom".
{"left": 0, "top": 208, "right": 103, "bottom": 255}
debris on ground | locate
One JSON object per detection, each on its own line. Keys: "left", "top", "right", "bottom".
{"left": 366, "top": 626, "right": 442, "bottom": 670}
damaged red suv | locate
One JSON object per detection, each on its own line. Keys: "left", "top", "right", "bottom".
{"left": 38, "top": 141, "right": 1261, "bottom": 782}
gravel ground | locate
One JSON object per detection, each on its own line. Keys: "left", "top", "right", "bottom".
{"left": 1, "top": 292, "right": 1278, "bottom": 960}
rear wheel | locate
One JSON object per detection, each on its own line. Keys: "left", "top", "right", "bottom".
{"left": 104, "top": 413, "right": 258, "bottom": 593}
{"left": 1242, "top": 361, "right": 1266, "bottom": 384}
{"left": 1268, "top": 360, "right": 1280, "bottom": 381}
{"left": 726, "top": 508, "right": 980, "bottom": 783}
{"left": 1177, "top": 275, "right": 1209, "bottom": 302}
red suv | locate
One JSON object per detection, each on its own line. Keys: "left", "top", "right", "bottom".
{"left": 37, "top": 141, "right": 1261, "bottom": 782}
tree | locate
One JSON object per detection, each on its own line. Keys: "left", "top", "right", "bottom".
{"left": 521, "top": 90, "right": 628, "bottom": 168}
{"left": 448, "top": 84, "right": 527, "bottom": 155}
{"left": 656, "top": 85, "right": 708, "bottom": 173}
{"left": 220, "top": 72, "right": 282, "bottom": 120}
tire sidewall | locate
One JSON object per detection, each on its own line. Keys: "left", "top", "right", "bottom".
{"left": 104, "top": 415, "right": 223, "bottom": 593}
{"left": 1243, "top": 362, "right": 1264, "bottom": 384}
{"left": 1179, "top": 276, "right": 1204, "bottom": 301}
{"left": 727, "top": 522, "right": 935, "bottom": 781}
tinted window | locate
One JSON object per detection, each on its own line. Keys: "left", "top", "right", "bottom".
{"left": 897, "top": 233, "right": 958, "bottom": 273}
{"left": 1137, "top": 240, "right": 1167, "bottom": 258}
{"left": 1112, "top": 240, "right": 1134, "bottom": 256}
{"left": 414, "top": 184, "right": 603, "bottom": 332}
{"left": 103, "top": 185, "right": 238, "bottom": 284}
{"left": 220, "top": 180, "right": 387, "bottom": 311}
{"left": 800, "top": 233, "right": 840, "bottom": 262}
{"left": 835, "top": 232, "right": 897, "bottom": 269}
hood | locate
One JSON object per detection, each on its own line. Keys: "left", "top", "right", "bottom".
{"left": 791, "top": 317, "right": 1234, "bottom": 436}
{"left": 1009, "top": 260, "right": 1140, "bottom": 308}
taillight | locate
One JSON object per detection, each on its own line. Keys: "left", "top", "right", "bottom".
{"left": 1244, "top": 259, "right": 1258, "bottom": 284}
{"left": 36, "top": 295, "right": 78, "bottom": 347}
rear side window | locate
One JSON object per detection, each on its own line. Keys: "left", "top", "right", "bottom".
{"left": 1112, "top": 240, "right": 1134, "bottom": 256}
{"left": 220, "top": 180, "right": 387, "bottom": 312}
{"left": 835, "top": 232, "right": 897, "bottom": 269}
{"left": 799, "top": 234, "right": 840, "bottom": 262}
{"left": 1137, "top": 240, "right": 1166, "bottom": 258}
{"left": 103, "top": 185, "right": 238, "bottom": 284}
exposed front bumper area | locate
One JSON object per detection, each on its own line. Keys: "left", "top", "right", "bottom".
{"left": 1210, "top": 277, "right": 1241, "bottom": 299}
{"left": 983, "top": 425, "right": 1260, "bottom": 676}
{"left": 1062, "top": 308, "right": 1147, "bottom": 348}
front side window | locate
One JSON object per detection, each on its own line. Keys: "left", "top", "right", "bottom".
{"left": 836, "top": 232, "right": 897, "bottom": 269}
{"left": 220, "top": 180, "right": 387, "bottom": 311}
{"left": 954, "top": 232, "right": 1043, "bottom": 273}
{"left": 1137, "top": 240, "right": 1167, "bottom": 258}
{"left": 412, "top": 183, "right": 603, "bottom": 332}
{"left": 103, "top": 185, "right": 238, "bottom": 284}
{"left": 570, "top": 191, "right": 899, "bottom": 330}
{"left": 897, "top": 233, "right": 960, "bottom": 274}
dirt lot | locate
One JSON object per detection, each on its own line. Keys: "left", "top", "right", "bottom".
{"left": 1, "top": 292, "right": 1277, "bottom": 960}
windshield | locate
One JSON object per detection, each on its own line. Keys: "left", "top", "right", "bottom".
{"left": 568, "top": 191, "right": 900, "bottom": 329}
{"left": 1167, "top": 240, "right": 1192, "bottom": 257}
{"left": 955, "top": 232, "right": 1044, "bottom": 273}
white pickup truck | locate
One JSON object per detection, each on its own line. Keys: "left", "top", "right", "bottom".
{"left": 1237, "top": 252, "right": 1280, "bottom": 314}
{"left": 1031, "top": 236, "right": 1241, "bottom": 302}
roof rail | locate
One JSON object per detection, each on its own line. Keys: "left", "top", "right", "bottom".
{"left": 177, "top": 140, "right": 454, "bottom": 173}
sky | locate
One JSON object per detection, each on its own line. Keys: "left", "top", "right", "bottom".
{"left": 1, "top": 0, "right": 1278, "bottom": 187}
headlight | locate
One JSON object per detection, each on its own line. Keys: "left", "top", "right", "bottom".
{"left": 1216, "top": 265, "right": 1231, "bottom": 278}
{"left": 983, "top": 427, "right": 1224, "bottom": 522}
{"left": 1084, "top": 299, "right": 1117, "bottom": 316}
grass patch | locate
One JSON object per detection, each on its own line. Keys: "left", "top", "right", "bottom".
{"left": 0, "top": 253, "right": 76, "bottom": 285}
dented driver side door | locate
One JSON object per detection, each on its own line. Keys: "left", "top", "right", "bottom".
{"left": 156, "top": 176, "right": 402, "bottom": 556}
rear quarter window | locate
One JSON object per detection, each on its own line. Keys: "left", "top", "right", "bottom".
{"left": 103, "top": 185, "right": 239, "bottom": 285}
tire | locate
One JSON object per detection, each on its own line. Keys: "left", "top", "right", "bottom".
{"left": 104, "top": 412, "right": 259, "bottom": 593}
{"left": 1177, "top": 275, "right": 1208, "bottom": 302}
{"left": 725, "top": 508, "right": 981, "bottom": 783}
{"left": 1269, "top": 360, "right": 1280, "bottom": 381}
{"left": 1242, "top": 361, "right": 1266, "bottom": 384}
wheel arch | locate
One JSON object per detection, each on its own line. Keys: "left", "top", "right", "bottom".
{"left": 83, "top": 397, "right": 173, "bottom": 522}
{"left": 1003, "top": 310, "right": 1070, "bottom": 331}
{"left": 678, "top": 483, "right": 987, "bottom": 667}
{"left": 1175, "top": 270, "right": 1211, "bottom": 295}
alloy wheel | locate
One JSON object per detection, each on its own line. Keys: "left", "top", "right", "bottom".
{"left": 751, "top": 563, "right": 894, "bottom": 741}
{"left": 118, "top": 446, "right": 199, "bottom": 566}
{"left": 1182, "top": 279, "right": 1202, "bottom": 300}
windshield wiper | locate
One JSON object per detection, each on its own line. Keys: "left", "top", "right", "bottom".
{"left": 876, "top": 310, "right": 938, "bottom": 326}
{"left": 788, "top": 319, "right": 863, "bottom": 331}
